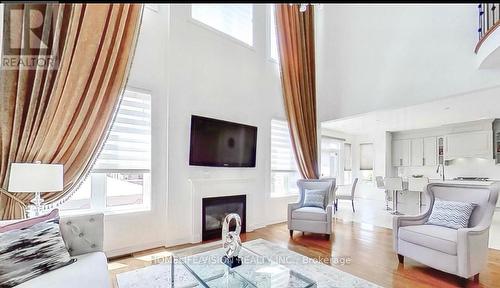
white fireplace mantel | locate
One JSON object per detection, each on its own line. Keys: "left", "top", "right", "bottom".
{"left": 188, "top": 177, "right": 256, "bottom": 243}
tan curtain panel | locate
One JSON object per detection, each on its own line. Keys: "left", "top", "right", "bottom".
{"left": 0, "top": 3, "right": 143, "bottom": 219}
{"left": 275, "top": 4, "right": 319, "bottom": 179}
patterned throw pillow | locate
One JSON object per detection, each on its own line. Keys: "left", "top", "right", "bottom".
{"left": 0, "top": 218, "right": 75, "bottom": 288}
{"left": 303, "top": 188, "right": 328, "bottom": 209}
{"left": 426, "top": 199, "right": 475, "bottom": 229}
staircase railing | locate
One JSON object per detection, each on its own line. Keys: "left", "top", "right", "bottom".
{"left": 475, "top": 3, "right": 500, "bottom": 53}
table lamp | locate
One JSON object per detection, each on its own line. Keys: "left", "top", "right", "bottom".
{"left": 8, "top": 162, "right": 64, "bottom": 217}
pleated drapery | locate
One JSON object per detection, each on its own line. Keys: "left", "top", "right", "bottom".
{"left": 275, "top": 4, "right": 319, "bottom": 179}
{"left": 0, "top": 3, "right": 143, "bottom": 219}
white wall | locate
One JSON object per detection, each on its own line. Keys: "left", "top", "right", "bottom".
{"left": 165, "top": 4, "right": 288, "bottom": 245}
{"left": 316, "top": 4, "right": 500, "bottom": 121}
{"left": 103, "top": 5, "right": 170, "bottom": 256}
{"left": 103, "top": 4, "right": 290, "bottom": 252}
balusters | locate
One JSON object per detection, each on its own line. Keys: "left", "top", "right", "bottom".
{"left": 479, "top": 4, "right": 484, "bottom": 40}
{"left": 477, "top": 3, "right": 500, "bottom": 43}
{"left": 491, "top": 4, "right": 496, "bottom": 26}
{"left": 483, "top": 3, "right": 490, "bottom": 33}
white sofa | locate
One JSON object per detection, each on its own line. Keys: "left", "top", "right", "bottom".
{"left": 1, "top": 213, "right": 110, "bottom": 288}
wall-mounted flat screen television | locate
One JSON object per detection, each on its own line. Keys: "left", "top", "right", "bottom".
{"left": 189, "top": 115, "right": 257, "bottom": 167}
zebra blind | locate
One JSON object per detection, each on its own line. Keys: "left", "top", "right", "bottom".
{"left": 271, "top": 119, "right": 297, "bottom": 171}
{"left": 93, "top": 89, "right": 151, "bottom": 172}
{"left": 360, "top": 143, "right": 374, "bottom": 171}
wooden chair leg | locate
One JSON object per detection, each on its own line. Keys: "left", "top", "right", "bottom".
{"left": 397, "top": 254, "right": 404, "bottom": 264}
{"left": 289, "top": 230, "right": 293, "bottom": 238}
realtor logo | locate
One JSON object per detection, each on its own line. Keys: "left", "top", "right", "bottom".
{"left": 2, "top": 5, "right": 59, "bottom": 70}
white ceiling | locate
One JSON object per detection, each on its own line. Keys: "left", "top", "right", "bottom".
{"left": 321, "top": 85, "right": 500, "bottom": 136}
{"left": 316, "top": 4, "right": 500, "bottom": 122}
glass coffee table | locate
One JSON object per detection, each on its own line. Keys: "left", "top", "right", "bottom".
{"left": 170, "top": 245, "right": 317, "bottom": 288}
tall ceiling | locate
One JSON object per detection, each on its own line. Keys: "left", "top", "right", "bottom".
{"left": 321, "top": 85, "right": 500, "bottom": 135}
{"left": 316, "top": 4, "right": 500, "bottom": 122}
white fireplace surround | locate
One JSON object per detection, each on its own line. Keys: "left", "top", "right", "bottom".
{"left": 188, "top": 177, "right": 257, "bottom": 243}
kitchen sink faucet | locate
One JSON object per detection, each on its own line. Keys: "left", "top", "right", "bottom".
{"left": 436, "top": 163, "right": 445, "bottom": 181}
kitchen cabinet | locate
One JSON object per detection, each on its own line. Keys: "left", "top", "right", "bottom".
{"left": 392, "top": 139, "right": 410, "bottom": 167}
{"left": 410, "top": 138, "right": 424, "bottom": 166}
{"left": 423, "top": 137, "right": 437, "bottom": 166}
{"left": 410, "top": 137, "right": 437, "bottom": 166}
{"left": 445, "top": 131, "right": 492, "bottom": 160}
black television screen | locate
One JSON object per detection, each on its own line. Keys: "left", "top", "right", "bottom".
{"left": 189, "top": 115, "right": 257, "bottom": 167}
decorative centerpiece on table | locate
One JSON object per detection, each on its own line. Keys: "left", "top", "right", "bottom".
{"left": 221, "top": 213, "right": 242, "bottom": 268}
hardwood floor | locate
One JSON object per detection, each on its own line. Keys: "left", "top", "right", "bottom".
{"left": 108, "top": 218, "right": 500, "bottom": 287}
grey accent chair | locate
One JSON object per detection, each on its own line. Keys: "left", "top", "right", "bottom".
{"left": 393, "top": 183, "right": 499, "bottom": 281}
{"left": 335, "top": 178, "right": 358, "bottom": 212}
{"left": 288, "top": 178, "right": 336, "bottom": 239}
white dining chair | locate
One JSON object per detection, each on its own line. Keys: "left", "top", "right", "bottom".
{"left": 335, "top": 178, "right": 358, "bottom": 213}
{"left": 384, "top": 177, "right": 404, "bottom": 215}
{"left": 376, "top": 176, "right": 391, "bottom": 211}
{"left": 407, "top": 177, "right": 429, "bottom": 213}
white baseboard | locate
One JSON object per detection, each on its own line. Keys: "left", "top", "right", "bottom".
{"left": 165, "top": 236, "right": 195, "bottom": 248}
{"left": 248, "top": 222, "right": 267, "bottom": 231}
{"left": 106, "top": 240, "right": 166, "bottom": 258}
{"left": 264, "top": 219, "right": 287, "bottom": 226}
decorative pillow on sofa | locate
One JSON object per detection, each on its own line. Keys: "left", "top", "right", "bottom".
{"left": 303, "top": 188, "right": 328, "bottom": 209}
{"left": 0, "top": 218, "right": 75, "bottom": 288}
{"left": 426, "top": 199, "right": 475, "bottom": 229}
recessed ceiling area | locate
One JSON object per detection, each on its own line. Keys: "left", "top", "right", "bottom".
{"left": 321, "top": 85, "right": 500, "bottom": 135}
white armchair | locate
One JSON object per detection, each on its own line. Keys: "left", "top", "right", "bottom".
{"left": 288, "top": 178, "right": 336, "bottom": 239}
{"left": 393, "top": 183, "right": 499, "bottom": 280}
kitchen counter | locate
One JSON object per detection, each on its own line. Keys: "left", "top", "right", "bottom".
{"left": 428, "top": 179, "right": 498, "bottom": 186}
{"left": 400, "top": 177, "right": 498, "bottom": 186}
{"left": 397, "top": 178, "right": 500, "bottom": 209}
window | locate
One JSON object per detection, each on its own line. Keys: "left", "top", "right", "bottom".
{"left": 191, "top": 4, "right": 253, "bottom": 46}
{"left": 61, "top": 89, "right": 152, "bottom": 212}
{"left": 321, "top": 137, "right": 341, "bottom": 178}
{"left": 271, "top": 119, "right": 299, "bottom": 197}
{"left": 60, "top": 178, "right": 91, "bottom": 211}
{"left": 360, "top": 143, "right": 374, "bottom": 181}
{"left": 269, "top": 4, "right": 279, "bottom": 62}
{"left": 344, "top": 143, "right": 352, "bottom": 184}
